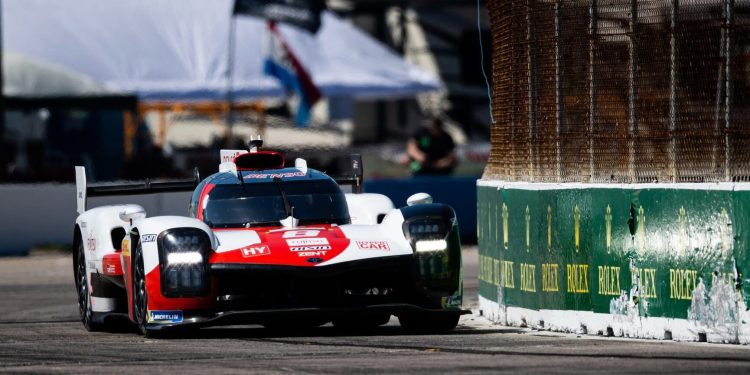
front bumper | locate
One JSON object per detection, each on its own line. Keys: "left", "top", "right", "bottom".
{"left": 146, "top": 254, "right": 465, "bottom": 330}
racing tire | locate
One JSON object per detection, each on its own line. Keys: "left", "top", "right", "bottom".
{"left": 332, "top": 314, "right": 391, "bottom": 329}
{"left": 398, "top": 313, "right": 460, "bottom": 333}
{"left": 132, "top": 242, "right": 160, "bottom": 338}
{"left": 74, "top": 239, "right": 105, "bottom": 331}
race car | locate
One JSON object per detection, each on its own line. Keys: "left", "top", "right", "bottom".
{"left": 73, "top": 139, "right": 466, "bottom": 337}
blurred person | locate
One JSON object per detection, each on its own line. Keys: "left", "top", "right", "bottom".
{"left": 406, "top": 117, "right": 457, "bottom": 176}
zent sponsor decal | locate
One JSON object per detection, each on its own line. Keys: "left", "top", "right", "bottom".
{"left": 241, "top": 245, "right": 271, "bottom": 258}
{"left": 297, "top": 251, "right": 327, "bottom": 257}
{"left": 282, "top": 230, "right": 320, "bottom": 238}
{"left": 149, "top": 310, "right": 183, "bottom": 323}
{"left": 142, "top": 234, "right": 157, "bottom": 243}
{"left": 356, "top": 241, "right": 390, "bottom": 251}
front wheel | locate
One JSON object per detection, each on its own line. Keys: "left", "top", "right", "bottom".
{"left": 74, "top": 239, "right": 104, "bottom": 331}
{"left": 398, "top": 313, "right": 460, "bottom": 333}
{"left": 132, "top": 242, "right": 159, "bottom": 338}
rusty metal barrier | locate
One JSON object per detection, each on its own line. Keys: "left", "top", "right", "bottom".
{"left": 486, "top": 0, "right": 750, "bottom": 183}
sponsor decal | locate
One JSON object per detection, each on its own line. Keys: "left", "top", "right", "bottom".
{"left": 106, "top": 264, "right": 116, "bottom": 274}
{"left": 307, "top": 257, "right": 324, "bottom": 264}
{"left": 142, "top": 234, "right": 157, "bottom": 243}
{"left": 221, "top": 149, "right": 247, "bottom": 163}
{"left": 442, "top": 294, "right": 463, "bottom": 308}
{"left": 149, "top": 310, "right": 183, "bottom": 324}
{"left": 244, "top": 171, "right": 305, "bottom": 179}
{"left": 290, "top": 245, "right": 331, "bottom": 251}
{"left": 286, "top": 237, "right": 328, "bottom": 247}
{"left": 241, "top": 245, "right": 271, "bottom": 258}
{"left": 87, "top": 232, "right": 96, "bottom": 251}
{"left": 356, "top": 241, "right": 390, "bottom": 251}
{"left": 121, "top": 238, "right": 130, "bottom": 256}
{"left": 296, "top": 250, "right": 327, "bottom": 257}
{"left": 282, "top": 230, "right": 320, "bottom": 238}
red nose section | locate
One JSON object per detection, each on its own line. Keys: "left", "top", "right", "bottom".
{"left": 210, "top": 226, "right": 350, "bottom": 267}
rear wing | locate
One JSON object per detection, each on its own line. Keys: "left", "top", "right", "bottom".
{"left": 75, "top": 166, "right": 200, "bottom": 214}
{"left": 333, "top": 154, "right": 364, "bottom": 194}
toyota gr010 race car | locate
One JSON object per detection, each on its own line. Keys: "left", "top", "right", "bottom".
{"left": 73, "top": 140, "right": 466, "bottom": 337}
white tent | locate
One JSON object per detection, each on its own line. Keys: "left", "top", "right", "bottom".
{"left": 3, "top": 0, "right": 441, "bottom": 101}
{"left": 3, "top": 52, "right": 115, "bottom": 97}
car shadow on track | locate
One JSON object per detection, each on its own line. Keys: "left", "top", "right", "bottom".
{"left": 150, "top": 323, "right": 523, "bottom": 340}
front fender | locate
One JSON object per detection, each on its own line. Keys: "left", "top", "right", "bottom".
{"left": 126, "top": 216, "right": 217, "bottom": 319}
{"left": 130, "top": 216, "right": 216, "bottom": 275}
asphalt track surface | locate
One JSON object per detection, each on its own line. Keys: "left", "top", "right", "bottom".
{"left": 2, "top": 247, "right": 750, "bottom": 374}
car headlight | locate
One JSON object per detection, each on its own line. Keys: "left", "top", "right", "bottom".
{"left": 404, "top": 218, "right": 451, "bottom": 253}
{"left": 415, "top": 239, "right": 448, "bottom": 252}
{"left": 158, "top": 228, "right": 210, "bottom": 297}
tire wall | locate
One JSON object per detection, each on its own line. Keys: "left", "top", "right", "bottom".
{"left": 478, "top": 181, "right": 750, "bottom": 343}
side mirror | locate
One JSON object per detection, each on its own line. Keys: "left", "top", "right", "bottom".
{"left": 119, "top": 206, "right": 147, "bottom": 223}
{"left": 407, "top": 193, "right": 433, "bottom": 206}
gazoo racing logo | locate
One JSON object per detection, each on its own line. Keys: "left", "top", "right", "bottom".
{"left": 287, "top": 238, "right": 331, "bottom": 252}
{"left": 241, "top": 245, "right": 271, "bottom": 258}
{"left": 356, "top": 241, "right": 390, "bottom": 251}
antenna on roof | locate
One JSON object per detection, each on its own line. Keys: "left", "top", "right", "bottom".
{"left": 248, "top": 135, "right": 263, "bottom": 153}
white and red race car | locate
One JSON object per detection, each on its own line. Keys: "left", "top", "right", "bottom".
{"left": 73, "top": 140, "right": 465, "bottom": 337}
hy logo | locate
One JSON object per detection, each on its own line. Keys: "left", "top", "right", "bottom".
{"left": 241, "top": 245, "right": 270, "bottom": 258}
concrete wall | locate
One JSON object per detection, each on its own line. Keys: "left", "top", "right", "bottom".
{"left": 0, "top": 184, "right": 190, "bottom": 255}
{"left": 478, "top": 181, "right": 750, "bottom": 344}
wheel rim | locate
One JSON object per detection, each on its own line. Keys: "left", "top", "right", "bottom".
{"left": 133, "top": 245, "right": 148, "bottom": 328}
{"left": 76, "top": 242, "right": 91, "bottom": 324}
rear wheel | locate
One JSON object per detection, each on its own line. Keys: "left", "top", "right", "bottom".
{"left": 398, "top": 313, "right": 460, "bottom": 333}
{"left": 74, "top": 239, "right": 103, "bottom": 331}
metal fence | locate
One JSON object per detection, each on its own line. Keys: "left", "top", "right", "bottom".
{"left": 485, "top": 0, "right": 750, "bottom": 183}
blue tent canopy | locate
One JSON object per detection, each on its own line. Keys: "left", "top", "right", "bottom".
{"left": 3, "top": 0, "right": 441, "bottom": 101}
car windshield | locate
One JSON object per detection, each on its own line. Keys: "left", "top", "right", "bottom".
{"left": 203, "top": 178, "right": 350, "bottom": 228}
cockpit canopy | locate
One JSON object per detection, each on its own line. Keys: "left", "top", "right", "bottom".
{"left": 191, "top": 173, "right": 350, "bottom": 228}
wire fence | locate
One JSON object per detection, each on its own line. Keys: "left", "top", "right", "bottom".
{"left": 485, "top": 0, "right": 750, "bottom": 183}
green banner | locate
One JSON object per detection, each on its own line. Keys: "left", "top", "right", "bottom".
{"left": 478, "top": 184, "right": 745, "bottom": 322}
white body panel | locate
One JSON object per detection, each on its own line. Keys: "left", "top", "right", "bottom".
{"left": 321, "top": 209, "right": 411, "bottom": 266}
{"left": 214, "top": 230, "right": 262, "bottom": 253}
{"left": 345, "top": 193, "right": 394, "bottom": 225}
{"left": 76, "top": 204, "right": 143, "bottom": 274}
